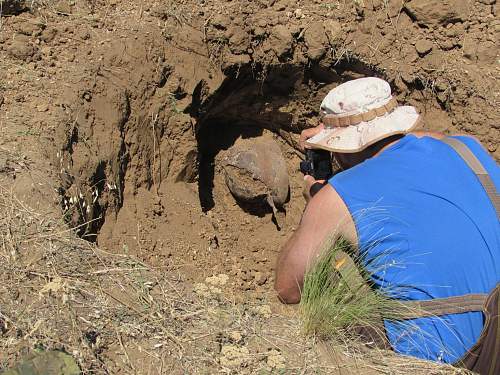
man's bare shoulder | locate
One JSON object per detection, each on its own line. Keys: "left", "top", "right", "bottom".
{"left": 303, "top": 184, "right": 358, "bottom": 246}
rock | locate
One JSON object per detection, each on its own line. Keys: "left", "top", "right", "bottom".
{"left": 211, "top": 14, "right": 229, "bottom": 30}
{"left": 478, "top": 0, "right": 495, "bottom": 4}
{"left": 294, "top": 8, "right": 304, "bottom": 19}
{"left": 2, "top": 351, "right": 80, "bottom": 375}
{"left": 404, "top": 0, "right": 469, "bottom": 27}
{"left": 37, "top": 103, "right": 49, "bottom": 112}
{"left": 228, "top": 330, "right": 243, "bottom": 343}
{"left": 462, "top": 36, "right": 477, "bottom": 61}
{"left": 415, "top": 39, "right": 433, "bottom": 56}
{"left": 222, "top": 136, "right": 289, "bottom": 210}
{"left": 324, "top": 20, "right": 342, "bottom": 42}
{"left": 253, "top": 271, "right": 268, "bottom": 286}
{"left": 252, "top": 304, "right": 272, "bottom": 319}
{"left": 304, "top": 23, "right": 328, "bottom": 60}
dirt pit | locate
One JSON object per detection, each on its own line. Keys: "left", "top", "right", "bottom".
{"left": 0, "top": 0, "right": 498, "bottom": 373}
{"left": 56, "top": 57, "right": 390, "bottom": 293}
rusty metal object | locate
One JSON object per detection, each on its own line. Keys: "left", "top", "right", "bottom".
{"left": 222, "top": 136, "right": 289, "bottom": 211}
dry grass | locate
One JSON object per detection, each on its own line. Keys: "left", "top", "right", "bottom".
{"left": 0, "top": 184, "right": 474, "bottom": 374}
{"left": 0, "top": 184, "right": 326, "bottom": 374}
{"left": 0, "top": 184, "right": 196, "bottom": 373}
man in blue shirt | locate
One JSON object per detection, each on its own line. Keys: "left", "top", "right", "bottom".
{"left": 274, "top": 78, "right": 499, "bottom": 372}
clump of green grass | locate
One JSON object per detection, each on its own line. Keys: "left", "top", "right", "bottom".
{"left": 300, "top": 238, "right": 401, "bottom": 341}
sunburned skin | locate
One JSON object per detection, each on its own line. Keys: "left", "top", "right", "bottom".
{"left": 274, "top": 127, "right": 448, "bottom": 304}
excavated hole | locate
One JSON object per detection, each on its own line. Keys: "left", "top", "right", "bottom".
{"left": 194, "top": 61, "right": 381, "bottom": 215}
{"left": 59, "top": 58, "right": 386, "bottom": 243}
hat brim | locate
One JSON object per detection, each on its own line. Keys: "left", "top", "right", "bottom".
{"left": 305, "top": 106, "right": 421, "bottom": 153}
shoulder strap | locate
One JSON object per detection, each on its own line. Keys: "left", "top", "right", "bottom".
{"left": 396, "top": 294, "right": 488, "bottom": 319}
{"left": 441, "top": 137, "right": 500, "bottom": 219}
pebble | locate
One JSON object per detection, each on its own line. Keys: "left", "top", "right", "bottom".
{"left": 37, "top": 103, "right": 49, "bottom": 112}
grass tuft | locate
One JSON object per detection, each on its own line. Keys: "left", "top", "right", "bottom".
{"left": 300, "top": 238, "right": 403, "bottom": 342}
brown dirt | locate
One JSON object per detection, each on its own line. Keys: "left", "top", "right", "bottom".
{"left": 0, "top": 0, "right": 498, "bottom": 373}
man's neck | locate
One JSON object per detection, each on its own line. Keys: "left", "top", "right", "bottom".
{"left": 337, "top": 134, "right": 405, "bottom": 169}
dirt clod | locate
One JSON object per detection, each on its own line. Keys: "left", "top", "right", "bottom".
{"left": 266, "top": 349, "right": 286, "bottom": 369}
{"left": 267, "top": 25, "right": 293, "bottom": 58}
{"left": 40, "top": 28, "right": 58, "bottom": 43}
{"left": 405, "top": 0, "right": 469, "bottom": 26}
{"left": 7, "top": 37, "right": 37, "bottom": 61}
{"left": 304, "top": 23, "right": 328, "bottom": 60}
{"left": 415, "top": 39, "right": 434, "bottom": 56}
{"left": 219, "top": 345, "right": 250, "bottom": 368}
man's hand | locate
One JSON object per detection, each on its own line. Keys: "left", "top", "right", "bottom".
{"left": 299, "top": 123, "right": 324, "bottom": 151}
{"left": 303, "top": 175, "right": 326, "bottom": 203}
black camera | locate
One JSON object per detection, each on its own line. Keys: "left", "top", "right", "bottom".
{"left": 300, "top": 149, "right": 333, "bottom": 181}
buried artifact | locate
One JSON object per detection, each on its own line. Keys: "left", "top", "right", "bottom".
{"left": 222, "top": 136, "right": 289, "bottom": 215}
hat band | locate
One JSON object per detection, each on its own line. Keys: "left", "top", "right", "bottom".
{"left": 322, "top": 97, "right": 398, "bottom": 128}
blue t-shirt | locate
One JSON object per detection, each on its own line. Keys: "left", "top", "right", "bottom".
{"left": 329, "top": 135, "right": 499, "bottom": 363}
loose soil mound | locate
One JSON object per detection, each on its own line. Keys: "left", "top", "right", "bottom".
{"left": 0, "top": 0, "right": 497, "bottom": 373}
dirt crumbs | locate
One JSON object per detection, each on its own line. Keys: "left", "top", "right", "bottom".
{"left": 0, "top": 0, "right": 498, "bottom": 373}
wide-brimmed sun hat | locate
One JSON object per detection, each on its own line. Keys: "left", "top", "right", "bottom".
{"left": 305, "top": 77, "right": 421, "bottom": 153}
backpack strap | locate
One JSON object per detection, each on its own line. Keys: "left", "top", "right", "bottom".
{"left": 441, "top": 137, "right": 500, "bottom": 219}
{"left": 395, "top": 294, "right": 488, "bottom": 319}
{"left": 333, "top": 250, "right": 489, "bottom": 320}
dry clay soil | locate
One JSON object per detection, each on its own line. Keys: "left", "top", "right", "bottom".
{"left": 0, "top": 0, "right": 498, "bottom": 373}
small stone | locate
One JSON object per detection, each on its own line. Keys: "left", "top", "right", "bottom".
{"left": 253, "top": 271, "right": 268, "bottom": 286}
{"left": 304, "top": 23, "right": 328, "bottom": 60}
{"left": 252, "top": 305, "right": 272, "bottom": 319}
{"left": 205, "top": 274, "right": 229, "bottom": 286}
{"left": 266, "top": 24, "right": 293, "bottom": 58}
{"left": 228, "top": 330, "right": 243, "bottom": 343}
{"left": 16, "top": 21, "right": 44, "bottom": 36}
{"left": 294, "top": 8, "right": 304, "bottom": 19}
{"left": 415, "top": 39, "right": 433, "bottom": 56}
{"left": 37, "top": 103, "right": 49, "bottom": 112}
{"left": 55, "top": 0, "right": 72, "bottom": 14}
{"left": 219, "top": 345, "right": 250, "bottom": 368}
{"left": 266, "top": 349, "right": 286, "bottom": 369}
